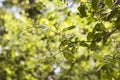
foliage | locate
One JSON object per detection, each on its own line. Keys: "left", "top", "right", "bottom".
{"left": 0, "top": 0, "right": 120, "bottom": 80}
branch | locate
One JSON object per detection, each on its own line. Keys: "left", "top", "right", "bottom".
{"left": 106, "top": 27, "right": 118, "bottom": 38}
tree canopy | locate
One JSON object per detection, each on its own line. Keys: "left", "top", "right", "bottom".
{"left": 0, "top": 0, "right": 120, "bottom": 80}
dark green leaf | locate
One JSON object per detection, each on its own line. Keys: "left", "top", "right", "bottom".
{"left": 94, "top": 33, "right": 102, "bottom": 42}
{"left": 78, "top": 4, "right": 87, "bottom": 18}
{"left": 102, "top": 31, "right": 108, "bottom": 38}
{"left": 79, "top": 41, "right": 88, "bottom": 47}
{"left": 90, "top": 42, "right": 97, "bottom": 51}
{"left": 87, "top": 32, "right": 95, "bottom": 40}
{"left": 59, "top": 40, "right": 70, "bottom": 49}
{"left": 106, "top": 9, "right": 118, "bottom": 21}
{"left": 115, "top": 17, "right": 120, "bottom": 27}
{"left": 102, "top": 38, "right": 107, "bottom": 45}
{"left": 91, "top": 0, "right": 100, "bottom": 10}
{"left": 93, "top": 23, "right": 106, "bottom": 31}
{"left": 63, "top": 26, "right": 76, "bottom": 31}
{"left": 63, "top": 52, "right": 75, "bottom": 62}
{"left": 102, "top": 38, "right": 111, "bottom": 45}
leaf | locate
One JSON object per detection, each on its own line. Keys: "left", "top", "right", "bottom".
{"left": 115, "top": 17, "right": 120, "bottom": 27}
{"left": 102, "top": 38, "right": 111, "bottom": 45}
{"left": 91, "top": 0, "right": 100, "bottom": 10}
{"left": 102, "top": 38, "right": 107, "bottom": 45}
{"left": 90, "top": 42, "right": 97, "bottom": 51}
{"left": 78, "top": 4, "right": 87, "bottom": 18}
{"left": 96, "top": 62, "right": 106, "bottom": 71}
{"left": 59, "top": 40, "right": 70, "bottom": 49}
{"left": 94, "top": 33, "right": 102, "bottom": 42}
{"left": 93, "top": 23, "right": 106, "bottom": 31}
{"left": 106, "top": 9, "right": 118, "bottom": 21}
{"left": 79, "top": 41, "right": 88, "bottom": 47}
{"left": 63, "top": 26, "right": 76, "bottom": 31}
{"left": 104, "top": 0, "right": 113, "bottom": 8}
{"left": 87, "top": 32, "right": 95, "bottom": 40}
{"left": 63, "top": 52, "right": 75, "bottom": 62}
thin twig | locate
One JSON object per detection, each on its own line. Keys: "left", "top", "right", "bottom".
{"left": 106, "top": 27, "right": 118, "bottom": 38}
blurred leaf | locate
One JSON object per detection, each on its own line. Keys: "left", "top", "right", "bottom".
{"left": 63, "top": 51, "right": 75, "bottom": 62}
{"left": 87, "top": 32, "right": 95, "bottom": 40}
{"left": 115, "top": 17, "right": 120, "bottom": 27}
{"left": 96, "top": 62, "right": 106, "bottom": 71}
{"left": 106, "top": 9, "right": 118, "bottom": 21}
{"left": 90, "top": 42, "right": 97, "bottom": 51}
{"left": 78, "top": 4, "right": 87, "bottom": 18}
{"left": 91, "top": 0, "right": 100, "bottom": 10}
{"left": 94, "top": 33, "right": 102, "bottom": 42}
{"left": 79, "top": 41, "right": 88, "bottom": 47}
{"left": 0, "top": 0, "right": 120, "bottom": 79}
{"left": 93, "top": 23, "right": 106, "bottom": 31}
{"left": 104, "top": 0, "right": 113, "bottom": 8}
{"left": 59, "top": 40, "right": 70, "bottom": 48}
{"left": 102, "top": 37, "right": 111, "bottom": 45}
{"left": 63, "top": 26, "right": 76, "bottom": 31}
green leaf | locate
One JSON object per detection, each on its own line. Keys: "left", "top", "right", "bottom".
{"left": 87, "top": 32, "right": 95, "bottom": 40}
{"left": 91, "top": 0, "right": 100, "bottom": 10}
{"left": 93, "top": 23, "right": 106, "bottom": 31}
{"left": 63, "top": 26, "right": 76, "bottom": 31}
{"left": 96, "top": 62, "right": 106, "bottom": 71}
{"left": 63, "top": 52, "right": 75, "bottom": 62}
{"left": 106, "top": 9, "right": 118, "bottom": 21}
{"left": 94, "top": 33, "right": 102, "bottom": 42}
{"left": 90, "top": 42, "right": 97, "bottom": 51}
{"left": 79, "top": 41, "right": 88, "bottom": 47}
{"left": 115, "top": 17, "right": 120, "bottom": 27}
{"left": 104, "top": 0, "right": 113, "bottom": 8}
{"left": 78, "top": 4, "right": 87, "bottom": 18}
{"left": 102, "top": 38, "right": 111, "bottom": 45}
{"left": 59, "top": 40, "right": 70, "bottom": 48}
